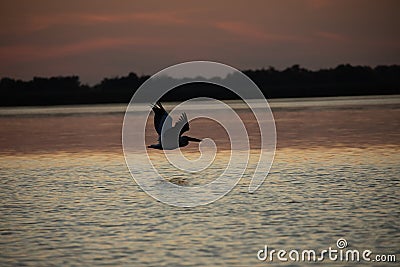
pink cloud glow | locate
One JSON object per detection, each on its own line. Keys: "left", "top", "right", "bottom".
{"left": 0, "top": 37, "right": 169, "bottom": 63}
{"left": 27, "top": 11, "right": 186, "bottom": 32}
{"left": 215, "top": 21, "right": 309, "bottom": 44}
{"left": 316, "top": 31, "right": 350, "bottom": 43}
{"left": 0, "top": 0, "right": 398, "bottom": 83}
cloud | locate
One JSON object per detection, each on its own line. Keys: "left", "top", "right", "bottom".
{"left": 316, "top": 31, "right": 350, "bottom": 43}
{"left": 26, "top": 11, "right": 186, "bottom": 32}
{"left": 215, "top": 21, "right": 309, "bottom": 44}
{"left": 0, "top": 37, "right": 169, "bottom": 63}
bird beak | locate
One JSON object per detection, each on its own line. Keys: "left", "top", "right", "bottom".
{"left": 187, "top": 137, "right": 202, "bottom": 142}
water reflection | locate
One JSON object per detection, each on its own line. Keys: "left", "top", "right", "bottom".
{"left": 0, "top": 146, "right": 399, "bottom": 266}
{"left": 0, "top": 97, "right": 399, "bottom": 266}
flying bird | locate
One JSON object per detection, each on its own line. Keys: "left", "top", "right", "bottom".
{"left": 148, "top": 102, "right": 201, "bottom": 150}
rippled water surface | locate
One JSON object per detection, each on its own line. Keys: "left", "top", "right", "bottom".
{"left": 0, "top": 96, "right": 399, "bottom": 266}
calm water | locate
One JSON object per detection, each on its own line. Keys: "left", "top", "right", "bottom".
{"left": 0, "top": 96, "right": 399, "bottom": 266}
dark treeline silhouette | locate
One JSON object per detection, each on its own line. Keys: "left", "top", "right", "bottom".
{"left": 1, "top": 64, "right": 399, "bottom": 106}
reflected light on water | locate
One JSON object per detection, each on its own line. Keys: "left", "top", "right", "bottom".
{"left": 0, "top": 97, "right": 399, "bottom": 266}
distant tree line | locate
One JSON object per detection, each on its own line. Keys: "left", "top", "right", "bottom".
{"left": 1, "top": 64, "right": 399, "bottom": 106}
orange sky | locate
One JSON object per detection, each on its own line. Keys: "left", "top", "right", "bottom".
{"left": 0, "top": 0, "right": 399, "bottom": 84}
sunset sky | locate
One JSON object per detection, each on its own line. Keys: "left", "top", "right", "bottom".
{"left": 0, "top": 0, "right": 399, "bottom": 84}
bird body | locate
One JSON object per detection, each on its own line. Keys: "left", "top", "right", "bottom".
{"left": 148, "top": 102, "right": 201, "bottom": 150}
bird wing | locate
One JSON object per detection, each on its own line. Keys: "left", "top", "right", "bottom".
{"left": 174, "top": 113, "right": 190, "bottom": 136}
{"left": 152, "top": 102, "right": 172, "bottom": 136}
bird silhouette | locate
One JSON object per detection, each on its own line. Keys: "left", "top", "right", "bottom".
{"left": 148, "top": 102, "right": 201, "bottom": 150}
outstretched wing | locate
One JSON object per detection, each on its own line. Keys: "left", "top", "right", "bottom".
{"left": 174, "top": 113, "right": 190, "bottom": 136}
{"left": 152, "top": 102, "right": 172, "bottom": 135}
